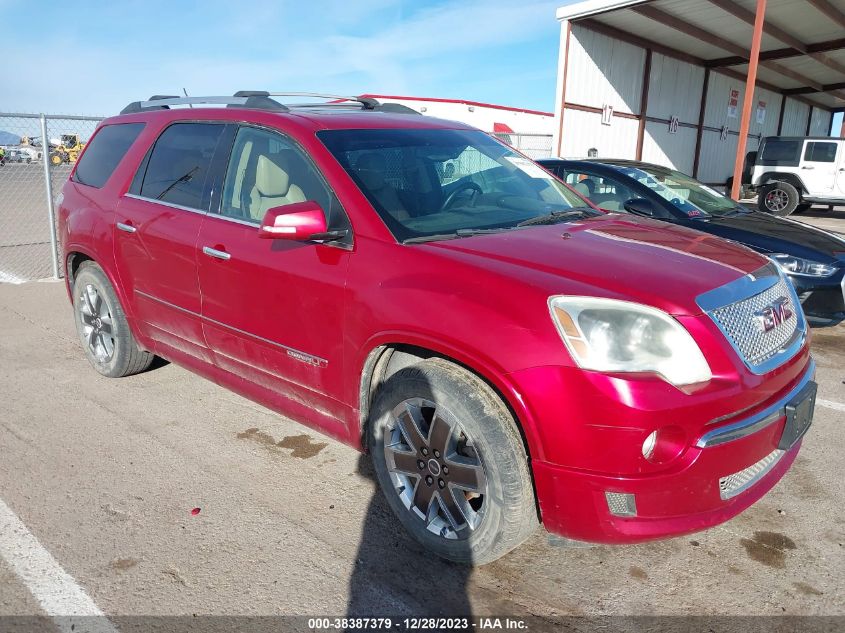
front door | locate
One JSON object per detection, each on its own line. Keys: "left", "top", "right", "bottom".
{"left": 114, "top": 121, "right": 227, "bottom": 360}
{"left": 196, "top": 125, "right": 352, "bottom": 436}
{"left": 799, "top": 140, "right": 840, "bottom": 196}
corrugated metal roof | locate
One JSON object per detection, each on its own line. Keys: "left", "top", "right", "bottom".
{"left": 557, "top": 0, "right": 845, "bottom": 111}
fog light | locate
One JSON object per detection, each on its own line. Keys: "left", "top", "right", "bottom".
{"left": 605, "top": 491, "right": 637, "bottom": 517}
{"left": 642, "top": 431, "right": 657, "bottom": 460}
{"left": 641, "top": 426, "right": 687, "bottom": 464}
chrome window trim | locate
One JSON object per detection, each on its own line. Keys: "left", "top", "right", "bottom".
{"left": 134, "top": 290, "right": 328, "bottom": 368}
{"left": 124, "top": 193, "right": 208, "bottom": 216}
{"left": 124, "top": 193, "right": 264, "bottom": 229}
{"left": 697, "top": 358, "right": 815, "bottom": 448}
{"left": 697, "top": 263, "right": 807, "bottom": 375}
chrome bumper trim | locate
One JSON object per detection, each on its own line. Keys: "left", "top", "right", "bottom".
{"left": 697, "top": 359, "right": 816, "bottom": 448}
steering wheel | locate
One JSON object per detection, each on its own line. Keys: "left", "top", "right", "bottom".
{"left": 441, "top": 182, "right": 483, "bottom": 211}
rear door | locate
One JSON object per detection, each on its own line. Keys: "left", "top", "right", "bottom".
{"left": 114, "top": 121, "right": 228, "bottom": 361}
{"left": 799, "top": 140, "right": 840, "bottom": 196}
{"left": 196, "top": 124, "right": 352, "bottom": 433}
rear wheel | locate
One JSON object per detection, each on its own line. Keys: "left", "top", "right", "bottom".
{"left": 73, "top": 262, "right": 154, "bottom": 377}
{"left": 759, "top": 181, "right": 800, "bottom": 216}
{"left": 368, "top": 358, "right": 538, "bottom": 565}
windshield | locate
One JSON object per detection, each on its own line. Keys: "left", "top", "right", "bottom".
{"left": 615, "top": 165, "right": 743, "bottom": 217}
{"left": 318, "top": 128, "right": 596, "bottom": 241}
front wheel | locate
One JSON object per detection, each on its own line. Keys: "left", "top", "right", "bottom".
{"left": 73, "top": 262, "right": 155, "bottom": 377}
{"left": 368, "top": 358, "right": 538, "bottom": 565}
{"left": 759, "top": 181, "right": 800, "bottom": 216}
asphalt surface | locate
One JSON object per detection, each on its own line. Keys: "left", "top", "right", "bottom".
{"left": 0, "top": 282, "right": 843, "bottom": 629}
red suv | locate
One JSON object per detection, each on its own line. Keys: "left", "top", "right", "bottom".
{"left": 59, "top": 93, "right": 816, "bottom": 564}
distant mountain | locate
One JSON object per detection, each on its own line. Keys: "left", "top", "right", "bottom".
{"left": 0, "top": 130, "right": 21, "bottom": 145}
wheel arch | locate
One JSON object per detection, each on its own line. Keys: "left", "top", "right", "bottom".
{"left": 757, "top": 172, "right": 806, "bottom": 194}
{"left": 65, "top": 248, "right": 141, "bottom": 332}
{"left": 357, "top": 341, "right": 544, "bottom": 466}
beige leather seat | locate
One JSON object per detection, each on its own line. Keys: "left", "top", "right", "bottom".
{"left": 249, "top": 154, "right": 305, "bottom": 220}
{"left": 354, "top": 152, "right": 410, "bottom": 222}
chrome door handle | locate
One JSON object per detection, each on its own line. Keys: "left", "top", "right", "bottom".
{"left": 202, "top": 246, "right": 231, "bottom": 260}
{"left": 116, "top": 222, "right": 137, "bottom": 233}
{"left": 801, "top": 166, "right": 814, "bottom": 170}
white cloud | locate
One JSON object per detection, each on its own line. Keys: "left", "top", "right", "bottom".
{"left": 0, "top": 0, "right": 560, "bottom": 115}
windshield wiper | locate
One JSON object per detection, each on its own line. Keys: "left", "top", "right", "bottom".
{"left": 515, "top": 207, "right": 596, "bottom": 228}
{"left": 403, "top": 227, "right": 509, "bottom": 244}
{"left": 706, "top": 207, "right": 751, "bottom": 219}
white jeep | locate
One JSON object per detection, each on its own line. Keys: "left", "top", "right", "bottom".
{"left": 752, "top": 136, "right": 845, "bottom": 216}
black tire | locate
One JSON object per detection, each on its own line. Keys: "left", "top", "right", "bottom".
{"left": 368, "top": 358, "right": 538, "bottom": 565}
{"left": 72, "top": 261, "right": 154, "bottom": 377}
{"left": 759, "top": 181, "right": 800, "bottom": 216}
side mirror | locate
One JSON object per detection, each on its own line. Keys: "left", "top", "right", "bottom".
{"left": 623, "top": 198, "right": 657, "bottom": 217}
{"left": 259, "top": 201, "right": 337, "bottom": 241}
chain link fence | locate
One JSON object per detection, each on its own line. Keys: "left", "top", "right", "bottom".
{"left": 494, "top": 133, "right": 554, "bottom": 159}
{"left": 0, "top": 113, "right": 102, "bottom": 283}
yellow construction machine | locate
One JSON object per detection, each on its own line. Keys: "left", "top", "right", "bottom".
{"left": 49, "top": 134, "right": 86, "bottom": 166}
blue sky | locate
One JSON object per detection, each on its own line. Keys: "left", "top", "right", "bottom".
{"left": 1, "top": 0, "right": 568, "bottom": 116}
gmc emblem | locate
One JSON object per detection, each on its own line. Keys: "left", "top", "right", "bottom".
{"left": 754, "top": 297, "right": 793, "bottom": 333}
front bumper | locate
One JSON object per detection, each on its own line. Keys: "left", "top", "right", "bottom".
{"left": 791, "top": 269, "right": 845, "bottom": 319}
{"left": 517, "top": 350, "right": 814, "bottom": 543}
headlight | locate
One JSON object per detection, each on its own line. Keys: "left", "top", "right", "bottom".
{"left": 769, "top": 253, "right": 836, "bottom": 277}
{"left": 548, "top": 296, "right": 712, "bottom": 386}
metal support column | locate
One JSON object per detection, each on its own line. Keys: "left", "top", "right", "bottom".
{"left": 39, "top": 114, "right": 60, "bottom": 280}
{"left": 731, "top": 0, "right": 767, "bottom": 201}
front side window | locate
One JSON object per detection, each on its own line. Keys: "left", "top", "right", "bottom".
{"left": 73, "top": 123, "right": 144, "bottom": 188}
{"left": 219, "top": 126, "right": 333, "bottom": 224}
{"left": 317, "top": 128, "right": 593, "bottom": 242}
{"left": 803, "top": 142, "right": 838, "bottom": 163}
{"left": 561, "top": 171, "right": 639, "bottom": 213}
{"left": 136, "top": 122, "right": 225, "bottom": 209}
{"left": 615, "top": 166, "right": 739, "bottom": 217}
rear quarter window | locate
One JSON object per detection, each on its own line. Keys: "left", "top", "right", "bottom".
{"left": 758, "top": 139, "right": 801, "bottom": 166}
{"left": 72, "top": 123, "right": 145, "bottom": 188}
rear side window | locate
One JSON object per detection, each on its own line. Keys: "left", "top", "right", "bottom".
{"left": 136, "top": 122, "right": 225, "bottom": 209}
{"left": 803, "top": 142, "right": 837, "bottom": 163}
{"left": 758, "top": 139, "right": 801, "bottom": 166}
{"left": 72, "top": 123, "right": 144, "bottom": 188}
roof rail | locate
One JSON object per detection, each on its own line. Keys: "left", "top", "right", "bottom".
{"left": 119, "top": 92, "right": 420, "bottom": 115}
{"left": 120, "top": 94, "right": 288, "bottom": 115}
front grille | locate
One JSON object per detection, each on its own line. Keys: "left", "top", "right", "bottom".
{"left": 709, "top": 277, "right": 801, "bottom": 369}
{"left": 719, "top": 449, "right": 785, "bottom": 500}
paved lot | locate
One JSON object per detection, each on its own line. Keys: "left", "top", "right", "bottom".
{"left": 0, "top": 282, "right": 843, "bottom": 629}
{"left": 795, "top": 205, "right": 845, "bottom": 236}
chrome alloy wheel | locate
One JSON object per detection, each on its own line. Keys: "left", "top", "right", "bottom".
{"left": 384, "top": 398, "right": 487, "bottom": 540}
{"left": 78, "top": 283, "right": 115, "bottom": 362}
{"left": 765, "top": 188, "right": 789, "bottom": 213}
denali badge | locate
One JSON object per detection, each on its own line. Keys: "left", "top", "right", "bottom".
{"left": 754, "top": 297, "right": 793, "bottom": 333}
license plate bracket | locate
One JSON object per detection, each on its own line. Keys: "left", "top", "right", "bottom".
{"left": 778, "top": 380, "right": 817, "bottom": 450}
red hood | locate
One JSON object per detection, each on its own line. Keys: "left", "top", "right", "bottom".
{"left": 423, "top": 214, "right": 767, "bottom": 316}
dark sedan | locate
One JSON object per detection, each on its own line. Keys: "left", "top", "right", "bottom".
{"left": 539, "top": 158, "right": 845, "bottom": 322}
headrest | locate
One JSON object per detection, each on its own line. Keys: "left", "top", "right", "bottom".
{"left": 354, "top": 152, "right": 387, "bottom": 190}
{"left": 255, "top": 154, "right": 291, "bottom": 197}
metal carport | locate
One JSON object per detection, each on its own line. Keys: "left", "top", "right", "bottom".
{"left": 552, "top": 0, "right": 845, "bottom": 195}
